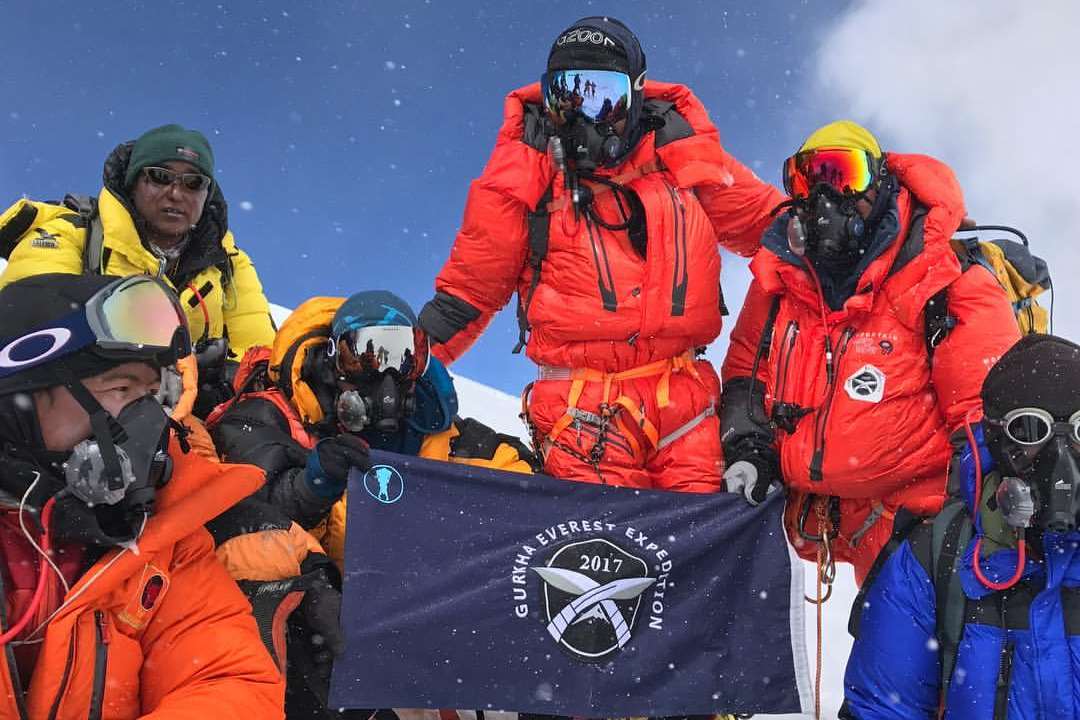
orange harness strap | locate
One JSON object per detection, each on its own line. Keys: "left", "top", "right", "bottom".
{"left": 543, "top": 352, "right": 700, "bottom": 453}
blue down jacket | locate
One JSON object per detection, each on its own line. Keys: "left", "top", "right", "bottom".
{"left": 842, "top": 505, "right": 1080, "bottom": 718}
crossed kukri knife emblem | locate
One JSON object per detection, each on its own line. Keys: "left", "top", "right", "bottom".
{"left": 533, "top": 567, "right": 655, "bottom": 648}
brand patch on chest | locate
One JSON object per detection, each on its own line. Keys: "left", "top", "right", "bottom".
{"left": 844, "top": 364, "right": 886, "bottom": 403}
{"left": 31, "top": 229, "right": 60, "bottom": 249}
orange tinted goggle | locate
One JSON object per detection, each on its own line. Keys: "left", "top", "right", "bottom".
{"left": 782, "top": 148, "right": 878, "bottom": 198}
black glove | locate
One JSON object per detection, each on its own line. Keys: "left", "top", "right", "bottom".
{"left": 723, "top": 442, "right": 782, "bottom": 506}
{"left": 288, "top": 556, "right": 344, "bottom": 707}
{"left": 305, "top": 434, "right": 371, "bottom": 499}
{"left": 192, "top": 338, "right": 238, "bottom": 419}
{"left": 298, "top": 569, "right": 345, "bottom": 666}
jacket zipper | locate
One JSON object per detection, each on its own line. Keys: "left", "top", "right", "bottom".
{"left": 88, "top": 611, "right": 110, "bottom": 720}
{"left": 664, "top": 184, "right": 689, "bottom": 317}
{"left": 770, "top": 321, "right": 800, "bottom": 429}
{"left": 993, "top": 637, "right": 1014, "bottom": 719}
{"left": 809, "top": 326, "right": 856, "bottom": 482}
{"left": 46, "top": 632, "right": 77, "bottom": 720}
{"left": 584, "top": 216, "right": 618, "bottom": 312}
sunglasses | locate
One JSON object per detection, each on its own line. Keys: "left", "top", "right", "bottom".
{"left": 782, "top": 148, "right": 878, "bottom": 198}
{"left": 142, "top": 166, "right": 213, "bottom": 193}
{"left": 542, "top": 69, "right": 632, "bottom": 126}
{"left": 986, "top": 407, "right": 1080, "bottom": 446}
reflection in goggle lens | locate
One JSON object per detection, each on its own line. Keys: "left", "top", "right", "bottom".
{"left": 334, "top": 325, "right": 429, "bottom": 382}
{"left": 782, "top": 148, "right": 876, "bottom": 198}
{"left": 96, "top": 277, "right": 188, "bottom": 350}
{"left": 543, "top": 69, "right": 632, "bottom": 126}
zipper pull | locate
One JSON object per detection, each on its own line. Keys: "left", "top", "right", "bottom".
{"left": 96, "top": 611, "right": 111, "bottom": 644}
{"left": 824, "top": 336, "right": 835, "bottom": 383}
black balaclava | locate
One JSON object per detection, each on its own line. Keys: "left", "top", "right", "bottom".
{"left": 546, "top": 16, "right": 647, "bottom": 168}
{"left": 982, "top": 334, "right": 1080, "bottom": 534}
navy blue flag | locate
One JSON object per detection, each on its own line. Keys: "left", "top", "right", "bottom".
{"left": 329, "top": 450, "right": 811, "bottom": 717}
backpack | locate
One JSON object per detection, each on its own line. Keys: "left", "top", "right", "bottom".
{"left": 0, "top": 195, "right": 107, "bottom": 273}
{"left": 925, "top": 225, "right": 1051, "bottom": 354}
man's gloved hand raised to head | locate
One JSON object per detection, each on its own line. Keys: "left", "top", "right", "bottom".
{"left": 305, "top": 434, "right": 371, "bottom": 499}
{"left": 723, "top": 446, "right": 783, "bottom": 506}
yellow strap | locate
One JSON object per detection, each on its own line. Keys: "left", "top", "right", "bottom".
{"left": 169, "top": 353, "right": 199, "bottom": 422}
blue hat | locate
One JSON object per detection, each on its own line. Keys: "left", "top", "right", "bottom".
{"left": 331, "top": 290, "right": 417, "bottom": 339}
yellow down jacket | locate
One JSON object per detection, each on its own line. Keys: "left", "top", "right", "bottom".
{"left": 0, "top": 143, "right": 274, "bottom": 359}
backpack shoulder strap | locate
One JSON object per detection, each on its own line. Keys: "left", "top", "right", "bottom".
{"left": 62, "top": 194, "right": 105, "bottom": 275}
{"left": 923, "top": 286, "right": 954, "bottom": 358}
{"left": 0, "top": 201, "right": 41, "bottom": 261}
{"left": 513, "top": 183, "right": 554, "bottom": 354}
{"left": 929, "top": 500, "right": 974, "bottom": 705}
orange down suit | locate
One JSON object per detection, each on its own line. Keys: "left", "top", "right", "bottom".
{"left": 0, "top": 438, "right": 283, "bottom": 719}
{"left": 420, "top": 80, "right": 783, "bottom": 489}
{"left": 721, "top": 153, "right": 1020, "bottom": 583}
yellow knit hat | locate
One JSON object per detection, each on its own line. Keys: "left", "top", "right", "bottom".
{"left": 798, "top": 120, "right": 882, "bottom": 158}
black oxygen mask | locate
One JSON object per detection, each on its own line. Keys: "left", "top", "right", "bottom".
{"left": 335, "top": 370, "right": 416, "bottom": 436}
{"left": 992, "top": 410, "right": 1080, "bottom": 534}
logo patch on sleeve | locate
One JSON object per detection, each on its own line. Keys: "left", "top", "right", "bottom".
{"left": 844, "top": 364, "right": 886, "bottom": 403}
{"left": 117, "top": 564, "right": 170, "bottom": 630}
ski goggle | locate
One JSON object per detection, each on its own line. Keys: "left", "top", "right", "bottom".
{"left": 332, "top": 324, "right": 429, "bottom": 383}
{"left": 782, "top": 148, "right": 878, "bottom": 198}
{"left": 142, "top": 166, "right": 213, "bottom": 193}
{"left": 0, "top": 275, "right": 191, "bottom": 380}
{"left": 986, "top": 407, "right": 1080, "bottom": 446}
{"left": 542, "top": 69, "right": 632, "bottom": 126}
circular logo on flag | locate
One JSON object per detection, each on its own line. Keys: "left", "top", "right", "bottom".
{"left": 362, "top": 464, "right": 405, "bottom": 504}
{"left": 533, "top": 538, "right": 654, "bottom": 661}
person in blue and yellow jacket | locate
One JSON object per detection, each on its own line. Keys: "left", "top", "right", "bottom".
{"left": 843, "top": 334, "right": 1080, "bottom": 719}
{"left": 0, "top": 124, "right": 275, "bottom": 417}
{"left": 204, "top": 290, "right": 537, "bottom": 719}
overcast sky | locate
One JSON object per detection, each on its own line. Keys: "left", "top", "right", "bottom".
{"left": 3, "top": 1, "right": 1073, "bottom": 394}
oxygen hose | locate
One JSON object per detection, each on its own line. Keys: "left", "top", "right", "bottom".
{"left": 0, "top": 496, "right": 57, "bottom": 645}
{"left": 964, "top": 418, "right": 1026, "bottom": 591}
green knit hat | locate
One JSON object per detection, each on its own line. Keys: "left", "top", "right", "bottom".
{"left": 124, "top": 124, "right": 215, "bottom": 188}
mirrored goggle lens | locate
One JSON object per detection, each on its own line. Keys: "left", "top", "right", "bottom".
{"left": 93, "top": 277, "right": 190, "bottom": 356}
{"left": 1000, "top": 408, "right": 1080, "bottom": 445}
{"left": 543, "top": 69, "right": 632, "bottom": 125}
{"left": 144, "top": 166, "right": 212, "bottom": 192}
{"left": 335, "top": 325, "right": 428, "bottom": 380}
{"left": 782, "top": 148, "right": 875, "bottom": 198}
